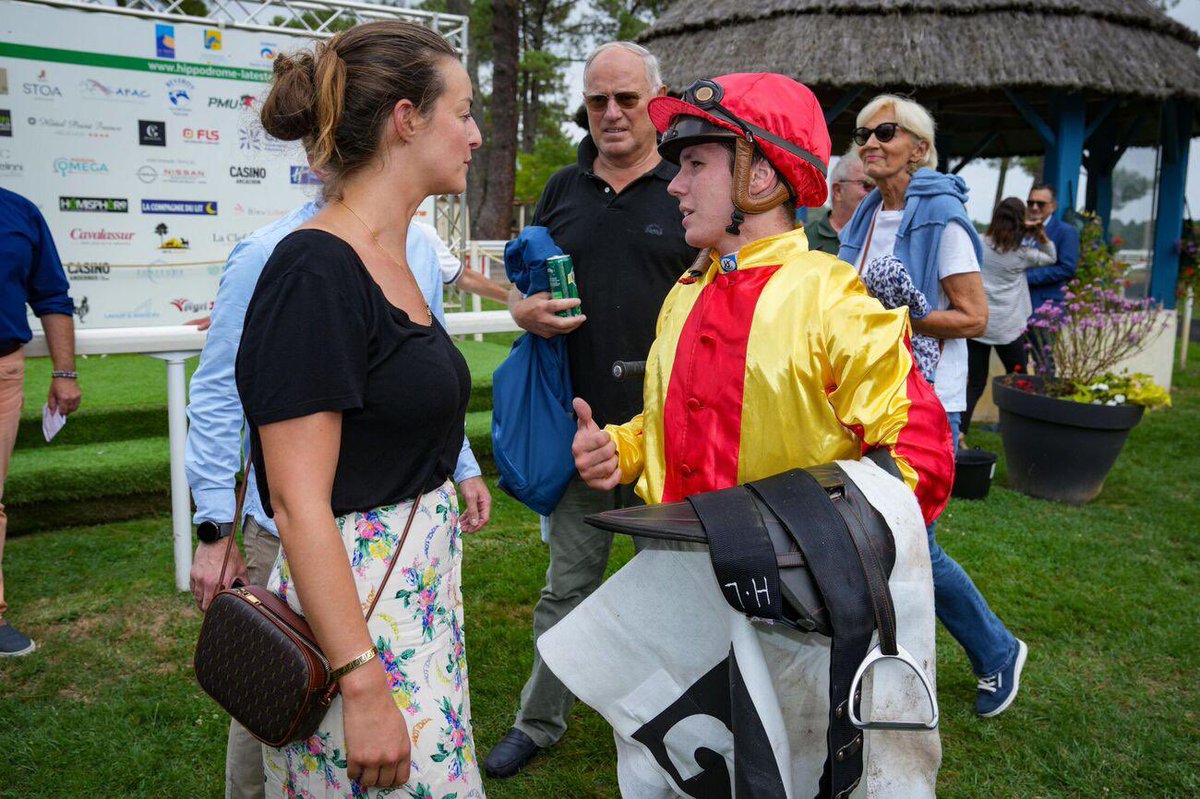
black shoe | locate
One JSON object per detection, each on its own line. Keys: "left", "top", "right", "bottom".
{"left": 483, "top": 728, "right": 542, "bottom": 779}
{"left": 0, "top": 620, "right": 36, "bottom": 657}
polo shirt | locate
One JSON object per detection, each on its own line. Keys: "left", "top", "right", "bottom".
{"left": 802, "top": 208, "right": 841, "bottom": 256}
{"left": 532, "top": 136, "right": 698, "bottom": 427}
{"left": 0, "top": 188, "right": 74, "bottom": 350}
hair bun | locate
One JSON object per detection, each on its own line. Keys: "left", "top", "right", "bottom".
{"left": 259, "top": 50, "right": 318, "bottom": 142}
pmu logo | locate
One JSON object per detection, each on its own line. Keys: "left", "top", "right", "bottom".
{"left": 209, "top": 94, "right": 257, "bottom": 110}
{"left": 139, "top": 120, "right": 166, "bottom": 146}
{"left": 165, "top": 78, "right": 194, "bottom": 112}
{"left": 290, "top": 165, "right": 321, "bottom": 185}
{"left": 141, "top": 199, "right": 217, "bottom": 216}
{"left": 53, "top": 157, "right": 109, "bottom": 177}
{"left": 182, "top": 127, "right": 219, "bottom": 144}
{"left": 204, "top": 29, "right": 222, "bottom": 50}
{"left": 156, "top": 24, "right": 176, "bottom": 59}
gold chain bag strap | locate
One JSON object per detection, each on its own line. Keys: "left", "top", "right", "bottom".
{"left": 193, "top": 447, "right": 438, "bottom": 747}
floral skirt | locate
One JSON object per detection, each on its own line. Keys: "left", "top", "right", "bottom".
{"left": 262, "top": 480, "right": 485, "bottom": 799}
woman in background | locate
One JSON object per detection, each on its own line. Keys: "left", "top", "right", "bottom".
{"left": 961, "top": 197, "right": 1057, "bottom": 437}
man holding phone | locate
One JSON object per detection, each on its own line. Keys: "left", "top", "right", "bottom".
{"left": 1024, "top": 182, "right": 1080, "bottom": 312}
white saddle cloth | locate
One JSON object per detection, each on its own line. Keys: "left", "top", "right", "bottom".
{"left": 538, "top": 459, "right": 941, "bottom": 798}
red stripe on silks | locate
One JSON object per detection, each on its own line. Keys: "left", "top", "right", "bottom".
{"left": 662, "top": 266, "right": 781, "bottom": 503}
{"left": 890, "top": 333, "right": 955, "bottom": 524}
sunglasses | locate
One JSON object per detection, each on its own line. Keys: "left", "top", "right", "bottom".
{"left": 584, "top": 92, "right": 642, "bottom": 111}
{"left": 851, "top": 122, "right": 909, "bottom": 146}
{"left": 837, "top": 179, "right": 875, "bottom": 189}
{"left": 1026, "top": 200, "right": 1050, "bottom": 209}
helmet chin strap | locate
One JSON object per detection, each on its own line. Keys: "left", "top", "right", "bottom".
{"left": 726, "top": 137, "right": 792, "bottom": 235}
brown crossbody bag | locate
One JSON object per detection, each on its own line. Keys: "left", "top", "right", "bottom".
{"left": 193, "top": 449, "right": 436, "bottom": 747}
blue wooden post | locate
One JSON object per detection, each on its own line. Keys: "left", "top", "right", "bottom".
{"left": 1084, "top": 119, "right": 1116, "bottom": 234}
{"left": 1041, "top": 94, "right": 1086, "bottom": 219}
{"left": 1149, "top": 99, "right": 1194, "bottom": 310}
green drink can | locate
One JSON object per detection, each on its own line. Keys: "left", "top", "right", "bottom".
{"left": 546, "top": 254, "right": 581, "bottom": 317}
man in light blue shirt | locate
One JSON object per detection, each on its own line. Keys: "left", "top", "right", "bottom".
{"left": 184, "top": 201, "right": 500, "bottom": 798}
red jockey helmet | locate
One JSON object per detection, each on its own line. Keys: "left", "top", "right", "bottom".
{"left": 649, "top": 73, "right": 831, "bottom": 209}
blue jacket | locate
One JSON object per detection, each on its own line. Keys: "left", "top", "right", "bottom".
{"left": 0, "top": 188, "right": 73, "bottom": 348}
{"left": 838, "top": 168, "right": 982, "bottom": 313}
{"left": 185, "top": 203, "right": 480, "bottom": 534}
{"left": 1026, "top": 215, "right": 1080, "bottom": 310}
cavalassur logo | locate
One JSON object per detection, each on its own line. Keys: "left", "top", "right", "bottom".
{"left": 60, "top": 196, "right": 129, "bottom": 213}
{"left": 70, "top": 228, "right": 135, "bottom": 244}
{"left": 229, "top": 165, "right": 266, "bottom": 184}
{"left": 141, "top": 199, "right": 218, "bottom": 216}
{"left": 53, "top": 157, "right": 109, "bottom": 177}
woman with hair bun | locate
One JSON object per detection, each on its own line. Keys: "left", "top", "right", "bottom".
{"left": 235, "top": 20, "right": 483, "bottom": 797}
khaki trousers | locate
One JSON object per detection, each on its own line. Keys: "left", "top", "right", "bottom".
{"left": 0, "top": 348, "right": 26, "bottom": 620}
{"left": 223, "top": 517, "right": 281, "bottom": 799}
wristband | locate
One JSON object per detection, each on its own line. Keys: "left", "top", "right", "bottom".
{"left": 51, "top": 370, "right": 79, "bottom": 379}
{"left": 329, "top": 646, "right": 379, "bottom": 682}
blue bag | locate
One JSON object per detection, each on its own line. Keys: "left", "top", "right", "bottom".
{"left": 491, "top": 227, "right": 577, "bottom": 516}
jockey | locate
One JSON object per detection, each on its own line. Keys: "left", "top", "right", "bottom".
{"left": 571, "top": 73, "right": 955, "bottom": 523}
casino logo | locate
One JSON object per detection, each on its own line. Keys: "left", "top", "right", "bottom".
{"left": 157, "top": 24, "right": 176, "bottom": 59}
{"left": 141, "top": 199, "right": 218, "bottom": 216}
{"left": 290, "top": 165, "right": 321, "bottom": 186}
{"left": 154, "top": 223, "right": 190, "bottom": 250}
{"left": 0, "top": 109, "right": 11, "bottom": 138}
{"left": 182, "top": 127, "right": 220, "bottom": 144}
{"left": 209, "top": 94, "right": 257, "bottom": 111}
{"left": 53, "top": 157, "right": 110, "bottom": 177}
{"left": 80, "top": 79, "right": 150, "bottom": 102}
{"left": 165, "top": 78, "right": 194, "bottom": 114}
{"left": 204, "top": 29, "right": 222, "bottom": 50}
{"left": 66, "top": 262, "right": 112, "bottom": 284}
{"left": 139, "top": 119, "right": 166, "bottom": 146}
{"left": 60, "top": 196, "right": 129, "bottom": 213}
{"left": 229, "top": 165, "right": 266, "bottom": 184}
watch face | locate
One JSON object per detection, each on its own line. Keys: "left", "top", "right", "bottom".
{"left": 197, "top": 521, "right": 220, "bottom": 544}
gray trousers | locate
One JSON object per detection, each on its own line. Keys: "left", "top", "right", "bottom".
{"left": 224, "top": 517, "right": 281, "bottom": 799}
{"left": 513, "top": 478, "right": 643, "bottom": 747}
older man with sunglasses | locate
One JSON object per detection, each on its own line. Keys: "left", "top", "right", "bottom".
{"left": 488, "top": 40, "right": 698, "bottom": 779}
{"left": 1024, "top": 181, "right": 1080, "bottom": 313}
{"left": 804, "top": 147, "right": 873, "bottom": 255}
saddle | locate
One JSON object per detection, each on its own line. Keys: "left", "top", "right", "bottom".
{"left": 585, "top": 457, "right": 937, "bottom": 799}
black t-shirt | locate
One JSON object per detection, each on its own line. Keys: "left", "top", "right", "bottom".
{"left": 236, "top": 229, "right": 471, "bottom": 518}
{"left": 533, "top": 136, "right": 698, "bottom": 427}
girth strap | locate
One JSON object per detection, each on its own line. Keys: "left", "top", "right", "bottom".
{"left": 688, "top": 486, "right": 784, "bottom": 623}
{"left": 747, "top": 468, "right": 888, "bottom": 799}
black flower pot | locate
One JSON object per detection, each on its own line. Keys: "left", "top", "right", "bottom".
{"left": 992, "top": 375, "right": 1144, "bottom": 505}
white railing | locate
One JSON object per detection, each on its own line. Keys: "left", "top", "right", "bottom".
{"left": 25, "top": 310, "right": 519, "bottom": 591}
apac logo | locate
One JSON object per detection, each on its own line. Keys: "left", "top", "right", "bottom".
{"left": 53, "top": 157, "right": 109, "bottom": 177}
{"left": 80, "top": 79, "right": 150, "bottom": 101}
{"left": 141, "top": 199, "right": 217, "bottom": 216}
{"left": 209, "top": 94, "right": 257, "bottom": 111}
{"left": 290, "top": 165, "right": 321, "bottom": 185}
{"left": 165, "top": 78, "right": 194, "bottom": 112}
{"left": 204, "top": 29, "right": 222, "bottom": 51}
{"left": 230, "top": 165, "right": 266, "bottom": 184}
{"left": 182, "top": 127, "right": 219, "bottom": 144}
{"left": 156, "top": 24, "right": 176, "bottom": 59}
{"left": 170, "top": 297, "right": 213, "bottom": 313}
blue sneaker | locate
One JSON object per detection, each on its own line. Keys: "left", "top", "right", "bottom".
{"left": 976, "top": 639, "right": 1027, "bottom": 717}
{"left": 0, "top": 620, "right": 36, "bottom": 657}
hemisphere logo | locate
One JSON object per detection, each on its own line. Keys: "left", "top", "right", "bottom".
{"left": 137, "top": 164, "right": 158, "bottom": 183}
{"left": 156, "top": 24, "right": 176, "bottom": 59}
{"left": 54, "top": 157, "right": 109, "bottom": 177}
{"left": 70, "top": 227, "right": 135, "bottom": 245}
{"left": 80, "top": 79, "right": 150, "bottom": 101}
{"left": 60, "top": 196, "right": 129, "bottom": 213}
{"left": 170, "top": 297, "right": 213, "bottom": 313}
{"left": 165, "top": 78, "right": 194, "bottom": 113}
{"left": 229, "top": 165, "right": 266, "bottom": 184}
{"left": 0, "top": 109, "right": 11, "bottom": 138}
{"left": 139, "top": 119, "right": 166, "bottom": 146}
{"left": 141, "top": 199, "right": 218, "bottom": 216}
{"left": 182, "top": 127, "right": 220, "bottom": 144}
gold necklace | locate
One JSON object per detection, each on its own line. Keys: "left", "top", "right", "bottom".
{"left": 337, "top": 199, "right": 433, "bottom": 325}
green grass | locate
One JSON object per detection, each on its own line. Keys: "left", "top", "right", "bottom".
{"left": 2, "top": 352, "right": 1198, "bottom": 797}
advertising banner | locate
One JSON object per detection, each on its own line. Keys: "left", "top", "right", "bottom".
{"left": 0, "top": 0, "right": 327, "bottom": 328}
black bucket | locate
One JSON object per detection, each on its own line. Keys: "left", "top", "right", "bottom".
{"left": 952, "top": 448, "right": 998, "bottom": 500}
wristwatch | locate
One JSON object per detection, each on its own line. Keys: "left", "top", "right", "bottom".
{"left": 196, "top": 520, "right": 234, "bottom": 544}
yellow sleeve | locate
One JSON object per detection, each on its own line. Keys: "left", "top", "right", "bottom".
{"left": 604, "top": 414, "right": 644, "bottom": 485}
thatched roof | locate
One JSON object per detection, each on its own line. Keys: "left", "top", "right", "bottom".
{"left": 638, "top": 0, "right": 1200, "bottom": 157}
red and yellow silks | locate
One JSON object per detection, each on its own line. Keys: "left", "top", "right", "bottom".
{"left": 604, "top": 227, "right": 954, "bottom": 524}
